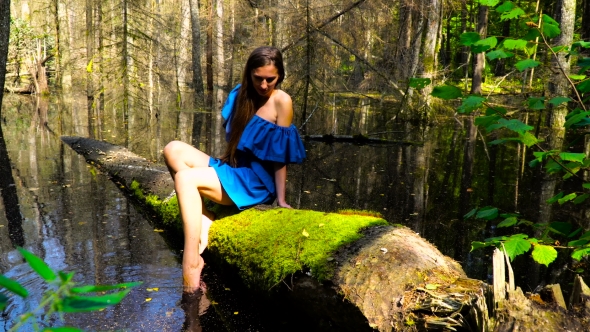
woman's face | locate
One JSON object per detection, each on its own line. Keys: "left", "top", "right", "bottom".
{"left": 250, "top": 64, "right": 279, "bottom": 97}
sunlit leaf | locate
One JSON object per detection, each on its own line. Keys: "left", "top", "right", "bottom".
{"left": 460, "top": 32, "right": 481, "bottom": 46}
{"left": 568, "top": 239, "right": 589, "bottom": 247}
{"left": 515, "top": 59, "right": 540, "bottom": 72}
{"left": 61, "top": 288, "right": 133, "bottom": 313}
{"left": 476, "top": 207, "right": 498, "bottom": 220}
{"left": 564, "top": 111, "right": 590, "bottom": 129}
{"left": 531, "top": 244, "right": 558, "bottom": 266}
{"left": 503, "top": 237, "right": 531, "bottom": 261}
{"left": 497, "top": 217, "right": 518, "bottom": 228}
{"left": 501, "top": 7, "right": 525, "bottom": 20}
{"left": 572, "top": 247, "right": 590, "bottom": 261}
{"left": 546, "top": 192, "right": 564, "bottom": 204}
{"left": 527, "top": 96, "right": 545, "bottom": 110}
{"left": 486, "top": 118, "right": 533, "bottom": 134}
{"left": 503, "top": 39, "right": 528, "bottom": 50}
{"left": 549, "top": 222, "right": 573, "bottom": 235}
{"left": 542, "top": 15, "right": 561, "bottom": 39}
{"left": 17, "top": 247, "right": 56, "bottom": 282}
{"left": 559, "top": 152, "right": 585, "bottom": 163}
{"left": 519, "top": 132, "right": 539, "bottom": 147}
{"left": 58, "top": 271, "right": 75, "bottom": 283}
{"left": 471, "top": 241, "right": 489, "bottom": 251}
{"left": 486, "top": 49, "right": 514, "bottom": 60}
{"left": 302, "top": 229, "right": 309, "bottom": 237}
{"left": 558, "top": 193, "right": 577, "bottom": 205}
{"left": 568, "top": 75, "right": 586, "bottom": 81}
{"left": 86, "top": 59, "right": 93, "bottom": 73}
{"left": 572, "top": 41, "right": 590, "bottom": 49}
{"left": 431, "top": 85, "right": 463, "bottom": 100}
{"left": 574, "top": 194, "right": 590, "bottom": 205}
{"left": 472, "top": 37, "right": 498, "bottom": 53}
{"left": 42, "top": 327, "right": 83, "bottom": 332}
{"left": 477, "top": 0, "right": 500, "bottom": 6}
{"left": 542, "top": 14, "right": 559, "bottom": 26}
{"left": 0, "top": 275, "right": 28, "bottom": 298}
{"left": 71, "top": 282, "right": 141, "bottom": 294}
{"left": 425, "top": 284, "right": 440, "bottom": 290}
{"left": 496, "top": 1, "right": 515, "bottom": 13}
{"left": 551, "top": 45, "right": 568, "bottom": 53}
{"left": 409, "top": 77, "right": 431, "bottom": 89}
{"left": 458, "top": 95, "right": 486, "bottom": 114}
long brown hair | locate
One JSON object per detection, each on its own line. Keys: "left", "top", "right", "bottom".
{"left": 221, "top": 46, "right": 285, "bottom": 166}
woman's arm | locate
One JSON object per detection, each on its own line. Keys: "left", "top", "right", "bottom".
{"left": 274, "top": 163, "right": 291, "bottom": 208}
{"left": 274, "top": 91, "right": 293, "bottom": 208}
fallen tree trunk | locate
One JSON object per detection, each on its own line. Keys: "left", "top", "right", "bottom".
{"left": 60, "top": 136, "right": 590, "bottom": 331}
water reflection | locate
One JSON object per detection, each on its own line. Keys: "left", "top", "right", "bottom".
{"left": 0, "top": 124, "right": 24, "bottom": 248}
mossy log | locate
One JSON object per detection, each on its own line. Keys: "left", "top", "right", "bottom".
{"left": 60, "top": 136, "right": 590, "bottom": 331}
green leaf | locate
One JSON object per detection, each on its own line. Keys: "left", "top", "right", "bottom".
{"left": 0, "top": 293, "right": 8, "bottom": 311}
{"left": 572, "top": 247, "right": 590, "bottom": 261}
{"left": 551, "top": 45, "right": 568, "bottom": 53}
{"left": 584, "top": 183, "right": 590, "bottom": 189}
{"left": 71, "top": 281, "right": 142, "bottom": 294}
{"left": 476, "top": 207, "right": 498, "bottom": 220}
{"left": 503, "top": 237, "right": 531, "bottom": 261}
{"left": 464, "top": 208, "right": 478, "bottom": 219}
{"left": 0, "top": 275, "right": 28, "bottom": 298}
{"left": 58, "top": 271, "right": 75, "bottom": 283}
{"left": 569, "top": 75, "right": 586, "bottom": 81}
{"left": 477, "top": 0, "right": 500, "bottom": 6}
{"left": 472, "top": 37, "right": 498, "bottom": 53}
{"left": 527, "top": 96, "right": 545, "bottom": 110}
{"left": 568, "top": 227, "right": 583, "bottom": 238}
{"left": 547, "top": 192, "right": 564, "bottom": 204}
{"left": 574, "top": 194, "right": 590, "bottom": 205}
{"left": 460, "top": 32, "right": 481, "bottom": 46}
{"left": 458, "top": 95, "right": 486, "bottom": 114}
{"left": 485, "top": 106, "right": 507, "bottom": 115}
{"left": 564, "top": 111, "right": 590, "bottom": 129}
{"left": 409, "top": 77, "right": 431, "bottom": 89}
{"left": 548, "top": 96, "right": 571, "bottom": 106}
{"left": 17, "top": 247, "right": 56, "bottom": 282}
{"left": 515, "top": 59, "right": 540, "bottom": 72}
{"left": 559, "top": 152, "right": 585, "bottom": 163}
{"left": 577, "top": 80, "right": 590, "bottom": 94}
{"left": 42, "top": 328, "right": 83, "bottom": 332}
{"left": 431, "top": 85, "right": 463, "bottom": 100}
{"left": 487, "top": 118, "right": 533, "bottom": 134}
{"left": 572, "top": 41, "right": 590, "bottom": 49}
{"left": 549, "top": 222, "right": 573, "bottom": 235}
{"left": 542, "top": 14, "right": 559, "bottom": 26}
{"left": 580, "top": 231, "right": 590, "bottom": 240}
{"left": 503, "top": 39, "right": 528, "bottom": 50}
{"left": 486, "top": 49, "right": 514, "bottom": 60}
{"left": 496, "top": 1, "right": 515, "bottom": 13}
{"left": 522, "top": 28, "right": 541, "bottom": 41}
{"left": 497, "top": 216, "right": 518, "bottom": 228}
{"left": 61, "top": 288, "right": 133, "bottom": 313}
{"left": 558, "top": 193, "right": 577, "bottom": 205}
{"left": 531, "top": 244, "right": 558, "bottom": 266}
{"left": 568, "top": 239, "right": 589, "bottom": 247}
{"left": 475, "top": 114, "right": 502, "bottom": 128}
{"left": 542, "top": 15, "right": 561, "bottom": 39}
{"left": 501, "top": 7, "right": 525, "bottom": 20}
{"left": 519, "top": 132, "right": 539, "bottom": 147}
{"left": 470, "top": 241, "right": 489, "bottom": 251}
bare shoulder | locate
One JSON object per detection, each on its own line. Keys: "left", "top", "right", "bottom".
{"left": 274, "top": 90, "right": 293, "bottom": 127}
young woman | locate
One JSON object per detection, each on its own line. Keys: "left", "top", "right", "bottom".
{"left": 163, "top": 46, "right": 306, "bottom": 292}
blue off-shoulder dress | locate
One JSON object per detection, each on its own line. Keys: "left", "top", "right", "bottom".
{"left": 208, "top": 85, "right": 306, "bottom": 209}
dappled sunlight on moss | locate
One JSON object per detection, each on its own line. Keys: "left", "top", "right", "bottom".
{"left": 209, "top": 208, "right": 388, "bottom": 289}
{"left": 129, "top": 180, "right": 181, "bottom": 229}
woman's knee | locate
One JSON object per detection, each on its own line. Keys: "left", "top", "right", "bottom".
{"left": 163, "top": 140, "right": 185, "bottom": 160}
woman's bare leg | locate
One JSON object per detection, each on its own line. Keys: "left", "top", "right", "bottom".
{"left": 174, "top": 166, "right": 232, "bottom": 292}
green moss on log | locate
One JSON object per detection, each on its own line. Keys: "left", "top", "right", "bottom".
{"left": 129, "top": 180, "right": 181, "bottom": 229}
{"left": 209, "top": 209, "right": 388, "bottom": 289}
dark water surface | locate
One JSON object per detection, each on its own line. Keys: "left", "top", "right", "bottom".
{"left": 0, "top": 93, "right": 574, "bottom": 330}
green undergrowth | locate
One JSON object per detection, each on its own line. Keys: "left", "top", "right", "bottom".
{"left": 129, "top": 180, "right": 181, "bottom": 229}
{"left": 208, "top": 208, "right": 388, "bottom": 289}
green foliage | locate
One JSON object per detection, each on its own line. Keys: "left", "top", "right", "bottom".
{"left": 430, "top": 85, "right": 462, "bottom": 100}
{"left": 0, "top": 248, "right": 140, "bottom": 331}
{"left": 460, "top": 32, "right": 481, "bottom": 46}
{"left": 514, "top": 59, "right": 540, "bottom": 72}
{"left": 409, "top": 77, "right": 432, "bottom": 90}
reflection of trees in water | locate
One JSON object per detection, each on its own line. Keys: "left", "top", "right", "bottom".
{"left": 0, "top": 124, "right": 24, "bottom": 248}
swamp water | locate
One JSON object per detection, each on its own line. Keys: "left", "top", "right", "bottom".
{"left": 0, "top": 92, "right": 579, "bottom": 330}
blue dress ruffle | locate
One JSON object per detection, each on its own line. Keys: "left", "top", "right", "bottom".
{"left": 209, "top": 87, "right": 306, "bottom": 209}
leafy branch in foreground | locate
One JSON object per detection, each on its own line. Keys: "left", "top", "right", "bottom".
{"left": 0, "top": 247, "right": 141, "bottom": 332}
{"left": 411, "top": 1, "right": 590, "bottom": 267}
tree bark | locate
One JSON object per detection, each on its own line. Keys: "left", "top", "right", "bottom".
{"left": 214, "top": 0, "right": 226, "bottom": 156}
{"left": 190, "top": 0, "right": 205, "bottom": 147}
{"left": 471, "top": 5, "right": 488, "bottom": 95}
{"left": 420, "top": 0, "right": 441, "bottom": 105}
{"left": 206, "top": 0, "right": 214, "bottom": 153}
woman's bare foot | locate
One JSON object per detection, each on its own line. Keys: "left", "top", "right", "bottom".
{"left": 183, "top": 255, "right": 205, "bottom": 293}
{"left": 199, "top": 215, "right": 213, "bottom": 254}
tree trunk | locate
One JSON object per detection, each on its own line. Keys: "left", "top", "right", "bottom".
{"left": 190, "top": 0, "right": 205, "bottom": 147}
{"left": 206, "top": 0, "right": 214, "bottom": 153}
{"left": 52, "top": 0, "right": 61, "bottom": 87}
{"left": 214, "top": 0, "right": 226, "bottom": 156}
{"left": 546, "top": 0, "right": 575, "bottom": 150}
{"left": 0, "top": 0, "right": 9, "bottom": 115}
{"left": 420, "top": 0, "right": 441, "bottom": 107}
{"left": 583, "top": 0, "right": 590, "bottom": 41}
{"left": 471, "top": 4, "right": 488, "bottom": 95}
